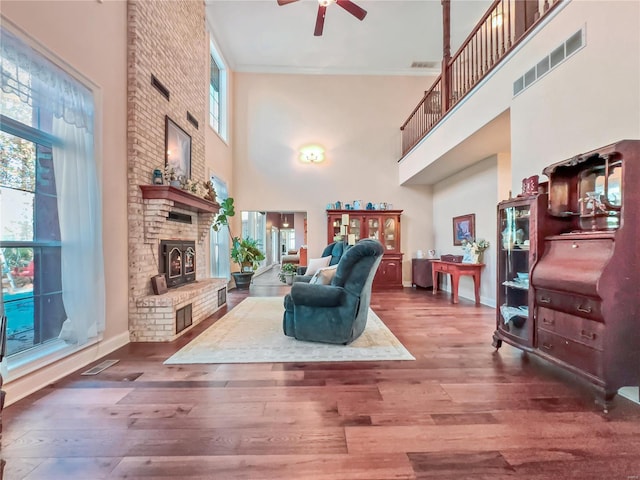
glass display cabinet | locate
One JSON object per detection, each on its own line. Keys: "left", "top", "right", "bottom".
{"left": 327, "top": 210, "right": 403, "bottom": 288}
{"left": 494, "top": 198, "right": 535, "bottom": 348}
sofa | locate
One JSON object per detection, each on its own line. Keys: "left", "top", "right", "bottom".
{"left": 295, "top": 241, "right": 347, "bottom": 280}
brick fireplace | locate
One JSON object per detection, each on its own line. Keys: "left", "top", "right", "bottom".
{"left": 126, "top": 0, "right": 227, "bottom": 342}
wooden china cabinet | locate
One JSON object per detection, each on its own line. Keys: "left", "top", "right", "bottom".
{"left": 494, "top": 140, "right": 640, "bottom": 411}
{"left": 327, "top": 210, "right": 403, "bottom": 289}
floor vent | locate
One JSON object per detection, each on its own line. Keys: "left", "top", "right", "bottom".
{"left": 513, "top": 27, "right": 584, "bottom": 97}
{"left": 218, "top": 287, "right": 227, "bottom": 307}
{"left": 81, "top": 359, "right": 120, "bottom": 376}
{"left": 176, "top": 303, "right": 193, "bottom": 334}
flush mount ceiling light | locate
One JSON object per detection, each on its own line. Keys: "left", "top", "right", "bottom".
{"left": 299, "top": 145, "right": 325, "bottom": 164}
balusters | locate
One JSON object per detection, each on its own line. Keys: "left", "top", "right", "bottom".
{"left": 400, "top": 0, "right": 559, "bottom": 157}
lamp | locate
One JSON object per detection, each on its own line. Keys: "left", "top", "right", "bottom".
{"left": 282, "top": 214, "right": 289, "bottom": 228}
{"left": 299, "top": 145, "right": 325, "bottom": 164}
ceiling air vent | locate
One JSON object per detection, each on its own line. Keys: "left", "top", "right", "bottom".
{"left": 513, "top": 27, "right": 585, "bottom": 97}
{"left": 411, "top": 61, "right": 439, "bottom": 69}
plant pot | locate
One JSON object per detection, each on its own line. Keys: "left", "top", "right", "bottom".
{"left": 284, "top": 273, "right": 294, "bottom": 285}
{"left": 231, "top": 271, "right": 254, "bottom": 290}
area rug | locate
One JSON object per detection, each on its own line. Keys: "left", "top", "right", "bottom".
{"left": 164, "top": 297, "right": 414, "bottom": 364}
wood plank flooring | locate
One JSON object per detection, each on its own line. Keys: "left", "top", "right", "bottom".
{"left": 2, "top": 286, "right": 640, "bottom": 479}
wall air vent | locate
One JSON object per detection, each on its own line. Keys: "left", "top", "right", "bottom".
{"left": 151, "top": 74, "right": 170, "bottom": 100}
{"left": 411, "top": 61, "right": 439, "bottom": 69}
{"left": 187, "top": 112, "right": 199, "bottom": 129}
{"left": 168, "top": 212, "right": 192, "bottom": 224}
{"left": 513, "top": 27, "right": 585, "bottom": 97}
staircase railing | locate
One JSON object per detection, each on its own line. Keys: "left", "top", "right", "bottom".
{"left": 400, "top": 0, "right": 562, "bottom": 159}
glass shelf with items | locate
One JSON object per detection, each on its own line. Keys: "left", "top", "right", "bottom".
{"left": 495, "top": 197, "right": 539, "bottom": 347}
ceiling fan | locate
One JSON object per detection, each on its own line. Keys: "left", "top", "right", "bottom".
{"left": 277, "top": 0, "right": 368, "bottom": 37}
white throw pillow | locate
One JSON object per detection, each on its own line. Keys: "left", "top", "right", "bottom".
{"left": 309, "top": 264, "right": 338, "bottom": 285}
{"left": 305, "top": 256, "right": 331, "bottom": 277}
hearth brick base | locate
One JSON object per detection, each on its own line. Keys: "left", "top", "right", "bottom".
{"left": 131, "top": 278, "right": 227, "bottom": 342}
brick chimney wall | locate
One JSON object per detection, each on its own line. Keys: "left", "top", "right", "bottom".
{"left": 126, "top": 0, "right": 225, "bottom": 342}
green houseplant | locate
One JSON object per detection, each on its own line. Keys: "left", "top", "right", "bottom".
{"left": 212, "top": 197, "right": 265, "bottom": 289}
{"left": 278, "top": 263, "right": 297, "bottom": 285}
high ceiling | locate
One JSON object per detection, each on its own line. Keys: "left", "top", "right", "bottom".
{"left": 205, "top": 0, "right": 493, "bottom": 76}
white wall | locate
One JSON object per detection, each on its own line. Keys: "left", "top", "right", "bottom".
{"left": 510, "top": 0, "right": 640, "bottom": 190}
{"left": 433, "top": 156, "right": 510, "bottom": 306}
{"left": 232, "top": 73, "right": 435, "bottom": 284}
{"left": 2, "top": 1, "right": 129, "bottom": 403}
{"left": 400, "top": 0, "right": 640, "bottom": 191}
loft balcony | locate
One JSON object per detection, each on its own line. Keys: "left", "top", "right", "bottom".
{"left": 399, "top": 0, "right": 563, "bottom": 181}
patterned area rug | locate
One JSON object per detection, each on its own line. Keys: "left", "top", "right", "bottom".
{"left": 164, "top": 297, "right": 414, "bottom": 364}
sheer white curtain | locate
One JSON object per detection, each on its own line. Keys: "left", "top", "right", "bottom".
{"left": 53, "top": 118, "right": 105, "bottom": 345}
{"left": 1, "top": 27, "right": 105, "bottom": 347}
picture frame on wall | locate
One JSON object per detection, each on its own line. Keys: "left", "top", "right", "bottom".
{"left": 165, "top": 116, "right": 191, "bottom": 180}
{"left": 452, "top": 213, "right": 475, "bottom": 245}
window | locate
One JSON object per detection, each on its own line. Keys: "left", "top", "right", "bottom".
{"left": 210, "top": 176, "right": 230, "bottom": 279}
{"left": 209, "top": 41, "right": 227, "bottom": 141}
{"left": 1, "top": 27, "right": 105, "bottom": 369}
{"left": 241, "top": 211, "right": 266, "bottom": 269}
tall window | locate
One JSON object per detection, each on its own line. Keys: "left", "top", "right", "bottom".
{"left": 209, "top": 41, "right": 227, "bottom": 141}
{"left": 210, "top": 176, "right": 230, "bottom": 279}
{"left": 1, "top": 27, "right": 105, "bottom": 367}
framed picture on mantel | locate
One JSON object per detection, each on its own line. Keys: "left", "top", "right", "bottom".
{"left": 165, "top": 116, "right": 191, "bottom": 181}
{"left": 453, "top": 213, "right": 475, "bottom": 245}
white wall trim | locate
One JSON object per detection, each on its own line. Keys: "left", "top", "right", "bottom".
{"left": 4, "top": 332, "right": 130, "bottom": 407}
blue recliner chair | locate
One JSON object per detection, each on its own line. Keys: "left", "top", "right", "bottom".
{"left": 283, "top": 239, "right": 384, "bottom": 345}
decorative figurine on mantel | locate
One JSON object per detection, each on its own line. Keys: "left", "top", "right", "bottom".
{"left": 203, "top": 180, "right": 216, "bottom": 202}
{"left": 152, "top": 168, "right": 163, "bottom": 185}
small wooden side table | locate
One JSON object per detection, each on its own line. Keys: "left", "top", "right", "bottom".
{"left": 431, "top": 260, "right": 485, "bottom": 304}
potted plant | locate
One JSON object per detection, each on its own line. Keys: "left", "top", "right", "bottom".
{"left": 212, "top": 197, "right": 265, "bottom": 289}
{"left": 278, "top": 263, "right": 297, "bottom": 285}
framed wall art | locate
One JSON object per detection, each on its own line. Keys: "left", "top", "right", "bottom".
{"left": 165, "top": 116, "right": 191, "bottom": 180}
{"left": 452, "top": 213, "right": 475, "bottom": 245}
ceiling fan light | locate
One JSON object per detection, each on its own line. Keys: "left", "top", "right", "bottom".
{"left": 318, "top": 0, "right": 335, "bottom": 6}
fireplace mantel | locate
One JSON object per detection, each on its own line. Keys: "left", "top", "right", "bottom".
{"left": 139, "top": 185, "right": 219, "bottom": 245}
{"left": 139, "top": 185, "right": 219, "bottom": 213}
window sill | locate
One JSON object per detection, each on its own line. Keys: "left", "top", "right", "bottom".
{"left": 208, "top": 123, "right": 229, "bottom": 146}
{"left": 5, "top": 336, "right": 99, "bottom": 383}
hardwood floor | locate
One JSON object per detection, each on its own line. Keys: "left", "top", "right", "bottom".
{"left": 2, "top": 286, "right": 640, "bottom": 479}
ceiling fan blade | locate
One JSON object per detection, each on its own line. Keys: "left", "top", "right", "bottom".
{"left": 336, "top": 0, "right": 367, "bottom": 21}
{"left": 314, "top": 5, "right": 327, "bottom": 36}
{"left": 277, "top": 0, "right": 299, "bottom": 5}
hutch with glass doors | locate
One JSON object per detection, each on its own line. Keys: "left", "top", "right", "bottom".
{"left": 327, "top": 210, "right": 403, "bottom": 288}
{"left": 494, "top": 140, "right": 640, "bottom": 411}
{"left": 493, "top": 192, "right": 566, "bottom": 350}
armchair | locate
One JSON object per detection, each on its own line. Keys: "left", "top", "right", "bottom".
{"left": 283, "top": 239, "right": 384, "bottom": 344}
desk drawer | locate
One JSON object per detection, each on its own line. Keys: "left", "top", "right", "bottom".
{"left": 537, "top": 329, "right": 603, "bottom": 379}
{"left": 537, "top": 307, "right": 604, "bottom": 350}
{"left": 536, "top": 289, "right": 602, "bottom": 321}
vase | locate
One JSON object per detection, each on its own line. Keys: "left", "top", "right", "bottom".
{"left": 472, "top": 252, "right": 483, "bottom": 264}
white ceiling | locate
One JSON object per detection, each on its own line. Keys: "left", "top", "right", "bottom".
{"left": 206, "top": 0, "right": 493, "bottom": 76}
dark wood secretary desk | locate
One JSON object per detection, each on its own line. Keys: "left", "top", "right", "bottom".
{"left": 493, "top": 140, "right": 640, "bottom": 411}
